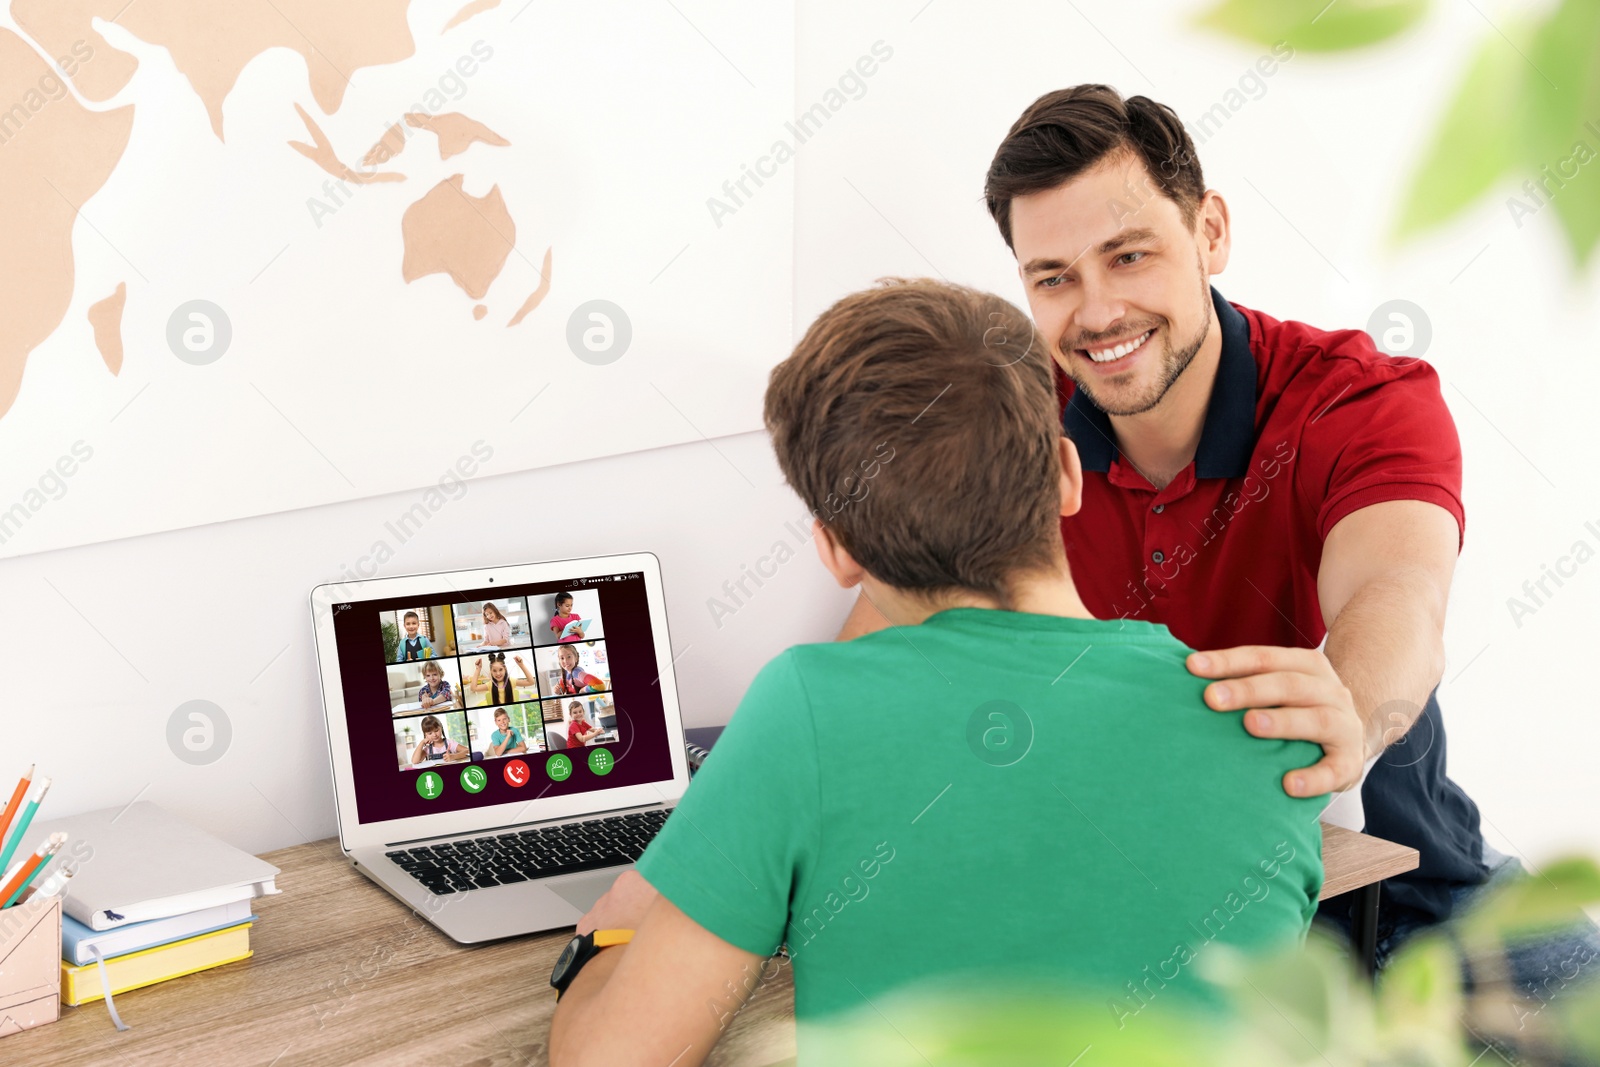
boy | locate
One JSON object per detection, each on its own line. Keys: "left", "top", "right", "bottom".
{"left": 396, "top": 610, "right": 433, "bottom": 661}
{"left": 485, "top": 706, "right": 526, "bottom": 758}
{"left": 547, "top": 279, "right": 1329, "bottom": 1065}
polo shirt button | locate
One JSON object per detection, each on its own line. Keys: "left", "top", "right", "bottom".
{"left": 1151, "top": 550, "right": 1165, "bottom": 563}
{"left": 1152, "top": 504, "right": 1165, "bottom": 513}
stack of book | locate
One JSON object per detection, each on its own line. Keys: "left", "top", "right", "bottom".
{"left": 33, "top": 802, "right": 279, "bottom": 1008}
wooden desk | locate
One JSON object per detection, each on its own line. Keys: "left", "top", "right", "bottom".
{"left": 1320, "top": 823, "right": 1420, "bottom": 974}
{"left": 12, "top": 824, "right": 1417, "bottom": 1066}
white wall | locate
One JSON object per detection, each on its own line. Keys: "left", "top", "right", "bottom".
{"left": 4, "top": 431, "right": 851, "bottom": 854}
{"left": 6, "top": 0, "right": 1597, "bottom": 870}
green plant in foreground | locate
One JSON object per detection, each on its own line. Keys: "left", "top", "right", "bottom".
{"left": 1196, "top": 0, "right": 1600, "bottom": 267}
{"left": 807, "top": 856, "right": 1600, "bottom": 1065}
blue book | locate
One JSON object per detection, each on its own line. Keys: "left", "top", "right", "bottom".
{"left": 62, "top": 899, "right": 257, "bottom": 965}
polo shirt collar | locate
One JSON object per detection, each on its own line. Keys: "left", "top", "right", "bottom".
{"left": 1062, "top": 286, "right": 1257, "bottom": 479}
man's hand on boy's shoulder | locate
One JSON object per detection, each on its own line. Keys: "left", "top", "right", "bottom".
{"left": 1186, "top": 645, "right": 1363, "bottom": 799}
{"left": 577, "top": 869, "right": 660, "bottom": 935}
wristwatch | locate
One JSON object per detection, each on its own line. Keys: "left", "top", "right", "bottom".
{"left": 550, "top": 929, "right": 634, "bottom": 998}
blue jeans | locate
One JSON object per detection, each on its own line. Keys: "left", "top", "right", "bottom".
{"left": 1325, "top": 843, "right": 1600, "bottom": 1004}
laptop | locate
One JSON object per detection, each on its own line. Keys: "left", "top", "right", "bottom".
{"left": 309, "top": 552, "right": 692, "bottom": 943}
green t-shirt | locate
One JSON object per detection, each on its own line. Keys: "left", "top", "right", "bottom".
{"left": 635, "top": 609, "right": 1323, "bottom": 1049}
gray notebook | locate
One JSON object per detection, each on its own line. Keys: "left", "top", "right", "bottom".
{"left": 31, "top": 802, "right": 280, "bottom": 931}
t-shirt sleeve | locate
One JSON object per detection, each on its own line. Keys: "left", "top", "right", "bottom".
{"left": 1297, "top": 356, "right": 1464, "bottom": 547}
{"left": 635, "top": 651, "right": 818, "bottom": 956}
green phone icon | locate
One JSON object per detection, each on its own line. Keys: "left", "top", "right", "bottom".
{"left": 587, "top": 747, "right": 614, "bottom": 776}
{"left": 460, "top": 765, "right": 488, "bottom": 794}
{"left": 416, "top": 771, "right": 443, "bottom": 799}
{"left": 547, "top": 754, "right": 573, "bottom": 782}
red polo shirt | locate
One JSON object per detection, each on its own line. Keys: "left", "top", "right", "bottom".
{"left": 1059, "top": 288, "right": 1464, "bottom": 652}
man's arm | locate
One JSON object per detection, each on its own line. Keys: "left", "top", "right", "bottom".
{"left": 1316, "top": 498, "right": 1458, "bottom": 760}
{"left": 1188, "top": 499, "right": 1458, "bottom": 798}
{"left": 549, "top": 881, "right": 764, "bottom": 1067}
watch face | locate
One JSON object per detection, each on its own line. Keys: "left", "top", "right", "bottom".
{"left": 551, "top": 934, "right": 584, "bottom": 986}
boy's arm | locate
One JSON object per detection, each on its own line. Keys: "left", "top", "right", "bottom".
{"left": 549, "top": 892, "right": 763, "bottom": 1067}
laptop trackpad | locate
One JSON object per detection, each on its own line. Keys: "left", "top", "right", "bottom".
{"left": 548, "top": 868, "right": 627, "bottom": 914}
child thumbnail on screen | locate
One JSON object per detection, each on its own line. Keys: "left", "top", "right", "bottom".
{"left": 529, "top": 589, "right": 605, "bottom": 645}
{"left": 544, "top": 694, "right": 618, "bottom": 751}
{"left": 453, "top": 598, "right": 531, "bottom": 654}
{"left": 469, "top": 703, "right": 546, "bottom": 759}
{"left": 394, "top": 711, "right": 473, "bottom": 770}
{"left": 460, "top": 651, "right": 539, "bottom": 708}
{"left": 388, "top": 658, "right": 463, "bottom": 715}
{"left": 535, "top": 641, "right": 612, "bottom": 696}
{"left": 384, "top": 606, "right": 458, "bottom": 663}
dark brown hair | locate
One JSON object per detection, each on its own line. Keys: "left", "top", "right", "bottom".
{"left": 985, "top": 84, "right": 1203, "bottom": 249}
{"left": 420, "top": 715, "right": 443, "bottom": 735}
{"left": 764, "top": 278, "right": 1062, "bottom": 602}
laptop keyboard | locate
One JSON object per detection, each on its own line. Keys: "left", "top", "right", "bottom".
{"left": 385, "top": 808, "right": 671, "bottom": 896}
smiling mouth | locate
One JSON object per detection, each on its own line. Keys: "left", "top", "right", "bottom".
{"left": 1078, "top": 328, "right": 1154, "bottom": 365}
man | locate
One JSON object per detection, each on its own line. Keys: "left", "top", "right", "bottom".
{"left": 859, "top": 83, "right": 1587, "bottom": 979}
{"left": 548, "top": 279, "right": 1327, "bottom": 1065}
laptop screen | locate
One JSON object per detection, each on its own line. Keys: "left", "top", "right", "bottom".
{"left": 328, "top": 570, "right": 677, "bottom": 825}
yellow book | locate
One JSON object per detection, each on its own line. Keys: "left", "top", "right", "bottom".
{"left": 60, "top": 922, "right": 253, "bottom": 1006}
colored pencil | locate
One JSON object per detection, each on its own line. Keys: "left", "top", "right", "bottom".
{"left": 0, "top": 764, "right": 33, "bottom": 855}
{"left": 0, "top": 832, "right": 65, "bottom": 909}
{"left": 0, "top": 776, "right": 49, "bottom": 876}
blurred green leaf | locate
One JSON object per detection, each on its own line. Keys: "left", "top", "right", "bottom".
{"left": 1455, "top": 856, "right": 1600, "bottom": 950}
{"left": 1521, "top": 0, "right": 1600, "bottom": 264}
{"left": 803, "top": 989, "right": 1228, "bottom": 1066}
{"left": 1392, "top": 34, "right": 1525, "bottom": 242}
{"left": 1375, "top": 934, "right": 1468, "bottom": 1065}
{"left": 1205, "top": 936, "right": 1378, "bottom": 1064}
{"left": 1194, "top": 0, "right": 1430, "bottom": 52}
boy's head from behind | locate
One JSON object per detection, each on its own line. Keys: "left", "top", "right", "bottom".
{"left": 764, "top": 278, "right": 1072, "bottom": 604}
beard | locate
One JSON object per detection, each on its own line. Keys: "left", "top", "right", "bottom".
{"left": 1062, "top": 268, "right": 1213, "bottom": 417}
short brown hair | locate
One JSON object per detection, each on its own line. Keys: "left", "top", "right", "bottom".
{"left": 764, "top": 278, "right": 1061, "bottom": 601}
{"left": 985, "top": 84, "right": 1203, "bottom": 249}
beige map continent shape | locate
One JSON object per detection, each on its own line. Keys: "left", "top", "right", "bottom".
{"left": 401, "top": 174, "right": 516, "bottom": 301}
{"left": 88, "top": 281, "right": 128, "bottom": 374}
{"left": 405, "top": 111, "right": 510, "bottom": 161}
{"left": 442, "top": 0, "right": 501, "bottom": 33}
{"left": 11, "top": 0, "right": 415, "bottom": 139}
{"left": 0, "top": 29, "right": 134, "bottom": 419}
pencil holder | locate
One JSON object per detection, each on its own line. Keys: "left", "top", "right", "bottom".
{"left": 0, "top": 890, "right": 61, "bottom": 1037}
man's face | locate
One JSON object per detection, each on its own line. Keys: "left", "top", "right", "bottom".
{"left": 1010, "top": 152, "right": 1216, "bottom": 417}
